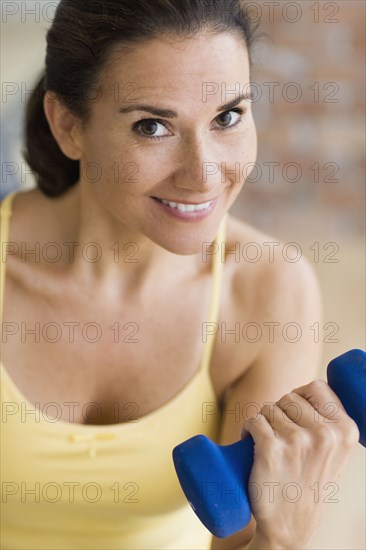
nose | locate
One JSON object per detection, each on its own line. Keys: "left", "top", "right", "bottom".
{"left": 173, "top": 133, "right": 224, "bottom": 194}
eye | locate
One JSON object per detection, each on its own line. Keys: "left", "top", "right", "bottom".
{"left": 132, "top": 118, "right": 170, "bottom": 141}
{"left": 132, "top": 107, "right": 246, "bottom": 141}
{"left": 214, "top": 108, "right": 244, "bottom": 131}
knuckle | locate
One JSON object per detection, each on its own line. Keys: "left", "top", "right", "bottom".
{"left": 314, "top": 424, "right": 338, "bottom": 447}
{"left": 308, "top": 379, "right": 327, "bottom": 392}
{"left": 288, "top": 429, "right": 310, "bottom": 447}
{"left": 260, "top": 403, "right": 271, "bottom": 416}
{"left": 343, "top": 420, "right": 360, "bottom": 447}
{"left": 277, "top": 392, "right": 297, "bottom": 407}
{"left": 263, "top": 439, "right": 281, "bottom": 462}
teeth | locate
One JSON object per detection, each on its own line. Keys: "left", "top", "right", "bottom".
{"left": 160, "top": 199, "right": 212, "bottom": 212}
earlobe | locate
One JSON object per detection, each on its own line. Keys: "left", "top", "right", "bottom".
{"left": 43, "top": 91, "right": 83, "bottom": 160}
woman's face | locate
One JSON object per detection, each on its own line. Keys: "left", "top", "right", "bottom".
{"left": 76, "top": 31, "right": 257, "bottom": 254}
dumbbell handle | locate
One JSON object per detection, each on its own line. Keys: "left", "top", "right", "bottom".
{"left": 172, "top": 349, "right": 366, "bottom": 538}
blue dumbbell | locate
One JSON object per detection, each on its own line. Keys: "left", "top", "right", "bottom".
{"left": 172, "top": 349, "right": 366, "bottom": 538}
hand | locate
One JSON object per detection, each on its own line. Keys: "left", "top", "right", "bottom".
{"left": 241, "top": 379, "right": 360, "bottom": 548}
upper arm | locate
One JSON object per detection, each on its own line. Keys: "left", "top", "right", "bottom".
{"left": 219, "top": 252, "right": 323, "bottom": 444}
{"left": 210, "top": 254, "right": 323, "bottom": 549}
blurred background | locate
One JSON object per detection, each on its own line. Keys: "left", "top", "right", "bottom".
{"left": 244, "top": 4, "right": 366, "bottom": 546}
{"left": 1, "top": 1, "right": 365, "bottom": 548}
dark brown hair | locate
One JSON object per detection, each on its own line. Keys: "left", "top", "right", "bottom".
{"left": 23, "top": 0, "right": 260, "bottom": 197}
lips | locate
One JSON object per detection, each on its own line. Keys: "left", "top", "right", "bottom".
{"left": 152, "top": 196, "right": 217, "bottom": 205}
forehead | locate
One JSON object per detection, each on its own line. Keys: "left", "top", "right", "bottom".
{"left": 100, "top": 32, "right": 250, "bottom": 107}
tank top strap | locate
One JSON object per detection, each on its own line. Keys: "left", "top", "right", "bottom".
{"left": 199, "top": 213, "right": 228, "bottom": 373}
{"left": 0, "top": 191, "right": 19, "bottom": 324}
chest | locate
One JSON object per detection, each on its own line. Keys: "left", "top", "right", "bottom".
{"left": 2, "top": 268, "right": 235, "bottom": 425}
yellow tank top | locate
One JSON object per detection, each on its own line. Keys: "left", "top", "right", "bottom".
{"left": 0, "top": 190, "right": 226, "bottom": 550}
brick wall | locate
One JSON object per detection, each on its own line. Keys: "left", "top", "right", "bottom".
{"left": 230, "top": 0, "right": 365, "bottom": 241}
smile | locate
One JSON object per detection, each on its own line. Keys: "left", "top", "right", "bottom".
{"left": 154, "top": 198, "right": 214, "bottom": 213}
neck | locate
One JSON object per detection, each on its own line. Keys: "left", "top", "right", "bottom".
{"left": 57, "top": 183, "right": 211, "bottom": 300}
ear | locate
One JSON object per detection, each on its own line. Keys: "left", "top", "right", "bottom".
{"left": 43, "top": 91, "right": 83, "bottom": 160}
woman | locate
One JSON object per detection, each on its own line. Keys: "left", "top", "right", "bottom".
{"left": 0, "top": 1, "right": 359, "bottom": 549}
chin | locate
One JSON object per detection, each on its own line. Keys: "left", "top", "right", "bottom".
{"left": 160, "top": 239, "right": 206, "bottom": 257}
{"left": 149, "top": 229, "right": 214, "bottom": 256}
{"left": 142, "top": 214, "right": 222, "bottom": 257}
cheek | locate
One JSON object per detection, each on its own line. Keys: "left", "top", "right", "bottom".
{"left": 245, "top": 124, "right": 258, "bottom": 172}
{"left": 224, "top": 120, "right": 258, "bottom": 181}
{"left": 84, "top": 135, "right": 168, "bottom": 196}
{"left": 126, "top": 148, "right": 174, "bottom": 191}
{"left": 241, "top": 116, "right": 258, "bottom": 162}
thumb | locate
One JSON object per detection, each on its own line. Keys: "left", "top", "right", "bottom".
{"left": 240, "top": 424, "right": 251, "bottom": 440}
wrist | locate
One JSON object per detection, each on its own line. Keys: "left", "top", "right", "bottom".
{"left": 247, "top": 534, "right": 281, "bottom": 550}
{"left": 247, "top": 530, "right": 306, "bottom": 550}
{"left": 247, "top": 535, "right": 283, "bottom": 550}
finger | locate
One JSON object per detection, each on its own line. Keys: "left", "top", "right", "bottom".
{"left": 242, "top": 411, "right": 276, "bottom": 444}
{"left": 289, "top": 380, "right": 360, "bottom": 443}
{"left": 275, "top": 391, "right": 327, "bottom": 429}
{"left": 260, "top": 388, "right": 343, "bottom": 434}
{"left": 245, "top": 400, "right": 303, "bottom": 440}
{"left": 274, "top": 386, "right": 360, "bottom": 448}
{"left": 291, "top": 379, "right": 349, "bottom": 421}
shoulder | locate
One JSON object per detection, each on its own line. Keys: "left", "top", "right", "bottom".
{"left": 1, "top": 188, "right": 75, "bottom": 290}
{"left": 2, "top": 188, "right": 45, "bottom": 240}
{"left": 225, "top": 213, "right": 322, "bottom": 320}
{"left": 218, "top": 214, "right": 323, "bottom": 384}
{"left": 3, "top": 187, "right": 76, "bottom": 246}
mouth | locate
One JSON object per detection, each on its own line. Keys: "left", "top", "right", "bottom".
{"left": 151, "top": 197, "right": 215, "bottom": 213}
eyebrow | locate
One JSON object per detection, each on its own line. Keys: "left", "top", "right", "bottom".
{"left": 118, "top": 92, "right": 253, "bottom": 118}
